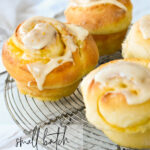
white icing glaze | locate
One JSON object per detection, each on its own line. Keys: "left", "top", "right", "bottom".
{"left": 69, "top": 0, "right": 127, "bottom": 11}
{"left": 27, "top": 35, "right": 77, "bottom": 90}
{"left": 66, "top": 24, "right": 89, "bottom": 41}
{"left": 94, "top": 61, "right": 150, "bottom": 105}
{"left": 139, "top": 15, "right": 150, "bottom": 40}
{"left": 20, "top": 22, "right": 56, "bottom": 50}
{"left": 27, "top": 50, "right": 73, "bottom": 90}
{"left": 18, "top": 16, "right": 89, "bottom": 90}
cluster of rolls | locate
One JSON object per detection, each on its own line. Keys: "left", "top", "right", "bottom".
{"left": 2, "top": 0, "right": 133, "bottom": 100}
{"left": 3, "top": 0, "right": 150, "bottom": 149}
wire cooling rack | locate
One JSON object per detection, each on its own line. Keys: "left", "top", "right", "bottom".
{"left": 4, "top": 51, "right": 137, "bottom": 150}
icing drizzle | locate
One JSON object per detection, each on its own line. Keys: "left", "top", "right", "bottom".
{"left": 17, "top": 16, "right": 89, "bottom": 90}
{"left": 94, "top": 61, "right": 150, "bottom": 105}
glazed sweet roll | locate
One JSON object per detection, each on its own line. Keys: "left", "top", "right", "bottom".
{"left": 2, "top": 16, "right": 99, "bottom": 101}
{"left": 81, "top": 59, "right": 150, "bottom": 149}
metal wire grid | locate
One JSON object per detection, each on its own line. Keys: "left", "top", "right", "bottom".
{"left": 4, "top": 51, "right": 136, "bottom": 150}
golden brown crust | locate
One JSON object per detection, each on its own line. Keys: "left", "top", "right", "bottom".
{"left": 16, "top": 80, "right": 80, "bottom": 101}
{"left": 2, "top": 19, "right": 99, "bottom": 101}
{"left": 81, "top": 59, "right": 150, "bottom": 149}
{"left": 65, "top": 0, "right": 132, "bottom": 34}
{"left": 93, "top": 28, "right": 127, "bottom": 55}
{"left": 2, "top": 35, "right": 98, "bottom": 88}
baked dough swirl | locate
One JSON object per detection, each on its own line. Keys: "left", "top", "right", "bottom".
{"left": 2, "top": 16, "right": 99, "bottom": 100}
{"left": 81, "top": 59, "right": 150, "bottom": 149}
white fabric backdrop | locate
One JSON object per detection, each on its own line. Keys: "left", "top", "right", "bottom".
{"left": 0, "top": 0, "right": 150, "bottom": 149}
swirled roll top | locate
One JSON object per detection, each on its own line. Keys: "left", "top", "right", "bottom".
{"left": 13, "top": 16, "right": 88, "bottom": 59}
{"left": 8, "top": 16, "right": 90, "bottom": 91}
{"left": 83, "top": 60, "right": 150, "bottom": 105}
{"left": 20, "top": 22, "right": 57, "bottom": 50}
{"left": 122, "top": 15, "right": 150, "bottom": 59}
{"left": 94, "top": 61, "right": 150, "bottom": 105}
{"left": 14, "top": 17, "right": 63, "bottom": 59}
{"left": 81, "top": 60, "right": 150, "bottom": 131}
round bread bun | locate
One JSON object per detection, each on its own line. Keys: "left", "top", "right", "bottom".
{"left": 2, "top": 16, "right": 99, "bottom": 101}
{"left": 81, "top": 59, "right": 150, "bottom": 149}
{"left": 122, "top": 15, "right": 150, "bottom": 60}
{"left": 65, "top": 0, "right": 133, "bottom": 55}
